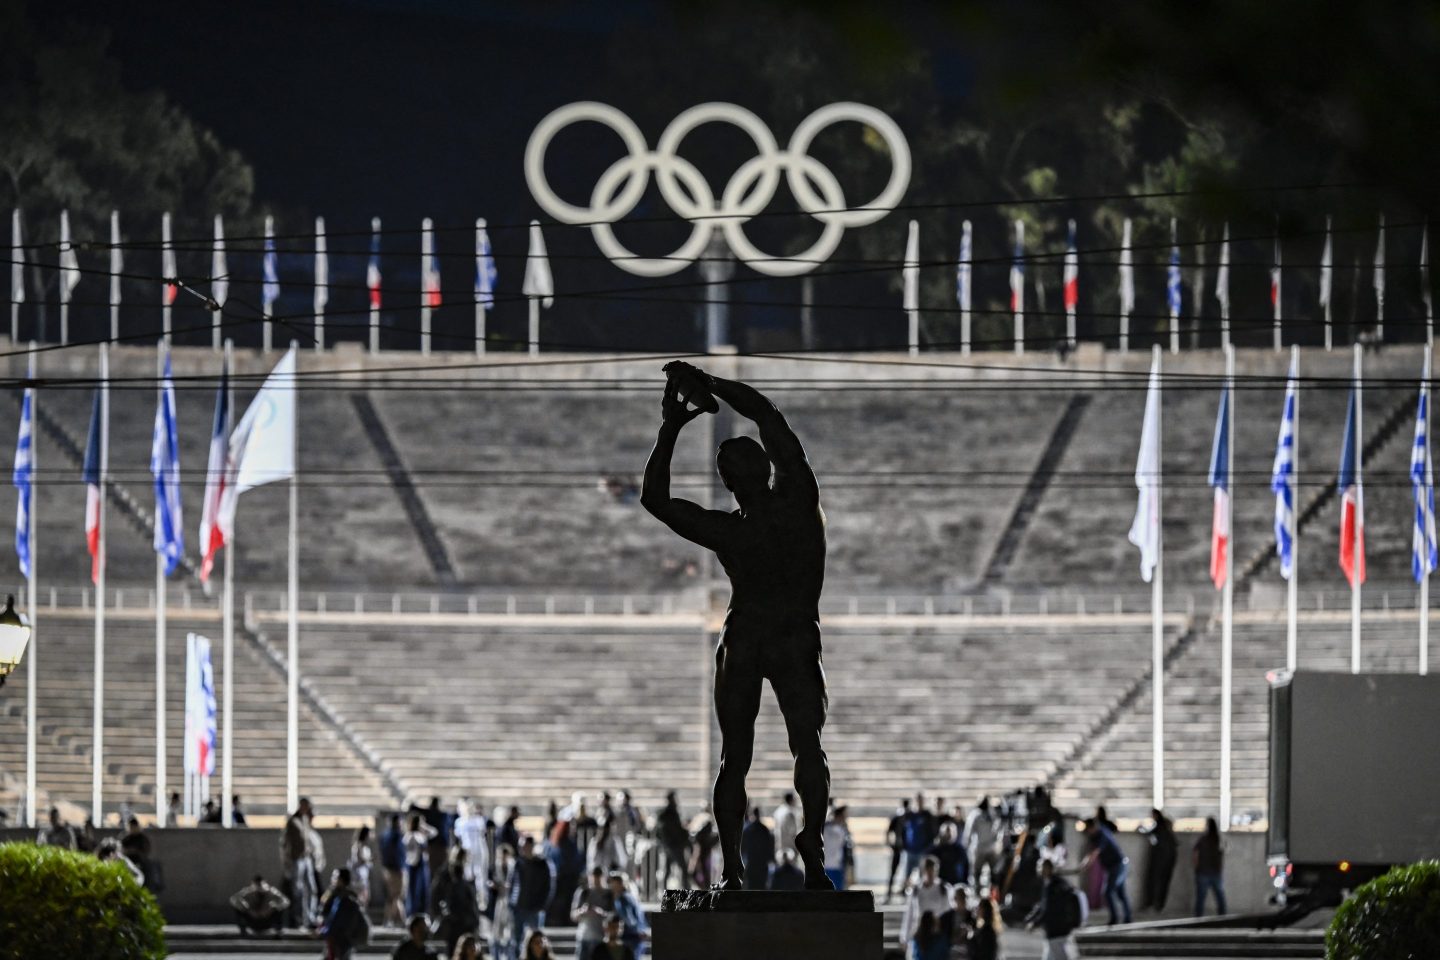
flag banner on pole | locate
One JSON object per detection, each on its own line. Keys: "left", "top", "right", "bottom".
{"left": 421, "top": 218, "right": 442, "bottom": 308}
{"left": 184, "top": 633, "right": 217, "bottom": 778}
{"left": 1319, "top": 217, "right": 1332, "bottom": 308}
{"left": 162, "top": 213, "right": 177, "bottom": 306}
{"left": 59, "top": 211, "right": 80, "bottom": 304}
{"left": 211, "top": 216, "right": 229, "bottom": 309}
{"left": 110, "top": 212, "right": 123, "bottom": 307}
{"left": 367, "top": 218, "right": 382, "bottom": 309}
{"left": 313, "top": 216, "right": 328, "bottom": 314}
{"left": 1209, "top": 384, "right": 1231, "bottom": 589}
{"left": 1422, "top": 226, "right": 1432, "bottom": 323}
{"left": 151, "top": 350, "right": 184, "bottom": 576}
{"left": 10, "top": 210, "right": 23, "bottom": 305}
{"left": 1374, "top": 213, "right": 1386, "bottom": 320}
{"left": 230, "top": 346, "right": 297, "bottom": 495}
{"left": 262, "top": 217, "right": 280, "bottom": 314}
{"left": 523, "top": 220, "right": 554, "bottom": 308}
{"left": 1119, "top": 219, "right": 1135, "bottom": 315}
{"left": 1412, "top": 361, "right": 1437, "bottom": 582}
{"left": 14, "top": 386, "right": 32, "bottom": 579}
{"left": 1128, "top": 354, "right": 1162, "bottom": 582}
{"left": 1008, "top": 220, "right": 1025, "bottom": 314}
{"left": 956, "top": 220, "right": 972, "bottom": 311}
{"left": 1270, "top": 233, "right": 1282, "bottom": 313}
{"left": 1167, "top": 220, "right": 1182, "bottom": 318}
{"left": 475, "top": 219, "right": 497, "bottom": 309}
{"left": 1271, "top": 357, "right": 1298, "bottom": 579}
{"left": 1063, "top": 219, "right": 1079, "bottom": 312}
{"left": 82, "top": 389, "right": 103, "bottom": 584}
{"left": 902, "top": 220, "right": 919, "bottom": 312}
{"left": 198, "top": 356, "right": 231, "bottom": 583}
{"left": 1338, "top": 383, "right": 1366, "bottom": 587}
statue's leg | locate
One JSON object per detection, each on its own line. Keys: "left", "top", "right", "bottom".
{"left": 713, "top": 632, "right": 762, "bottom": 891}
{"left": 773, "top": 627, "right": 832, "bottom": 890}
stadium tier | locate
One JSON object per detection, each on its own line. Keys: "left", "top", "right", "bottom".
{"left": 1052, "top": 612, "right": 1425, "bottom": 820}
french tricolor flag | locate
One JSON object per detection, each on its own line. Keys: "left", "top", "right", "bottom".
{"left": 198, "top": 357, "right": 231, "bottom": 583}
{"left": 422, "top": 217, "right": 442, "bottom": 308}
{"left": 1338, "top": 383, "right": 1366, "bottom": 588}
{"left": 1208, "top": 383, "right": 1231, "bottom": 588}
{"left": 1009, "top": 219, "right": 1025, "bottom": 314}
{"left": 367, "top": 217, "right": 382, "bottom": 309}
{"left": 1063, "top": 219, "right": 1079, "bottom": 312}
{"left": 82, "top": 390, "right": 103, "bottom": 584}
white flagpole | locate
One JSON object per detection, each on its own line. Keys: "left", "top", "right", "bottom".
{"left": 1218, "top": 223, "right": 1230, "bottom": 349}
{"left": 476, "top": 218, "right": 487, "bottom": 357}
{"left": 1423, "top": 225, "right": 1433, "bottom": 347}
{"left": 155, "top": 344, "right": 168, "bottom": 826}
{"left": 905, "top": 219, "right": 920, "bottom": 356}
{"left": 162, "top": 213, "right": 173, "bottom": 345}
{"left": 1220, "top": 344, "right": 1234, "bottom": 829}
{"left": 1273, "top": 228, "right": 1283, "bottom": 352}
{"left": 1375, "top": 214, "right": 1386, "bottom": 343}
{"left": 24, "top": 344, "right": 37, "bottom": 828}
{"left": 1013, "top": 220, "right": 1025, "bottom": 356}
{"left": 369, "top": 218, "right": 381, "bottom": 355}
{"left": 528, "top": 296, "right": 540, "bottom": 357}
{"left": 1353, "top": 342, "right": 1363, "bottom": 674}
{"left": 1153, "top": 344, "right": 1165, "bottom": 811}
{"left": 263, "top": 216, "right": 275, "bottom": 354}
{"left": 1422, "top": 342, "right": 1432, "bottom": 676}
{"left": 10, "top": 210, "right": 22, "bottom": 344}
{"left": 1321, "top": 216, "right": 1333, "bottom": 351}
{"left": 286, "top": 341, "right": 300, "bottom": 813}
{"left": 421, "top": 218, "right": 433, "bottom": 357}
{"left": 959, "top": 220, "right": 972, "bottom": 356}
{"left": 59, "top": 211, "right": 72, "bottom": 345}
{"left": 1288, "top": 346, "right": 1300, "bottom": 671}
{"left": 92, "top": 342, "right": 109, "bottom": 823}
{"left": 213, "top": 215, "right": 226, "bottom": 352}
{"left": 221, "top": 339, "right": 235, "bottom": 828}
{"left": 110, "top": 212, "right": 122, "bottom": 343}
{"left": 1119, "top": 219, "right": 1133, "bottom": 353}
{"left": 314, "top": 217, "right": 327, "bottom": 352}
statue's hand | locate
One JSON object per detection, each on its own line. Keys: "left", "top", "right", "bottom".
{"left": 662, "top": 360, "right": 708, "bottom": 383}
{"left": 662, "top": 379, "right": 703, "bottom": 427}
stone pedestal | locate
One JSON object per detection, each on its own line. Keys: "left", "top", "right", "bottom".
{"left": 650, "top": 889, "right": 882, "bottom": 960}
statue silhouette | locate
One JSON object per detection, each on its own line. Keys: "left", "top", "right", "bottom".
{"left": 641, "top": 361, "right": 833, "bottom": 891}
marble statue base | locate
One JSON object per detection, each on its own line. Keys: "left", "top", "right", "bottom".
{"left": 650, "top": 889, "right": 882, "bottom": 960}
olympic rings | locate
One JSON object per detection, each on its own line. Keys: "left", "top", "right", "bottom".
{"left": 524, "top": 101, "right": 911, "bottom": 278}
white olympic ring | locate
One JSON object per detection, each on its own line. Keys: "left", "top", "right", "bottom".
{"left": 524, "top": 101, "right": 911, "bottom": 278}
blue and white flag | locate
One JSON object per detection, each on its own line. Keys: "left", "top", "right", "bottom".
{"left": 1271, "top": 357, "right": 1298, "bottom": 580}
{"left": 184, "top": 633, "right": 217, "bottom": 778}
{"left": 13, "top": 384, "right": 32, "bottom": 579}
{"left": 475, "top": 218, "right": 497, "bottom": 309}
{"left": 1412, "top": 357, "right": 1437, "bottom": 582}
{"left": 151, "top": 348, "right": 184, "bottom": 576}
{"left": 262, "top": 215, "right": 280, "bottom": 314}
{"left": 1167, "top": 220, "right": 1182, "bottom": 319}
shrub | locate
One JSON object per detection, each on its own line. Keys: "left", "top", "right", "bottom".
{"left": 1326, "top": 860, "right": 1440, "bottom": 960}
{"left": 0, "top": 841, "right": 166, "bottom": 960}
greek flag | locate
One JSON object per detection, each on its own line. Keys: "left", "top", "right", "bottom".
{"left": 1271, "top": 358, "right": 1298, "bottom": 580}
{"left": 1412, "top": 362, "right": 1437, "bottom": 582}
{"left": 184, "top": 633, "right": 217, "bottom": 777}
{"left": 262, "top": 216, "right": 280, "bottom": 314}
{"left": 1167, "top": 222, "right": 1182, "bottom": 318}
{"left": 475, "top": 218, "right": 497, "bottom": 309}
{"left": 151, "top": 349, "right": 184, "bottom": 576}
{"left": 13, "top": 385, "right": 32, "bottom": 579}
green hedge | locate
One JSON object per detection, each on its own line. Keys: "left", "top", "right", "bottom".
{"left": 0, "top": 842, "right": 166, "bottom": 960}
{"left": 1326, "top": 860, "right": 1440, "bottom": 960}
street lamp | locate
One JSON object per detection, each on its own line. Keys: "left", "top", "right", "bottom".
{"left": 0, "top": 595, "right": 32, "bottom": 688}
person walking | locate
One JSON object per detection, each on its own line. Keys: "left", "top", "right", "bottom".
{"left": 1142, "top": 807, "right": 1178, "bottom": 913}
{"left": 926, "top": 821, "right": 969, "bottom": 888}
{"left": 508, "top": 836, "right": 556, "bottom": 960}
{"left": 1193, "top": 817, "right": 1227, "bottom": 917}
{"left": 452, "top": 799, "right": 491, "bottom": 910}
{"left": 489, "top": 845, "right": 516, "bottom": 960}
{"left": 654, "top": 792, "right": 690, "bottom": 890}
{"left": 963, "top": 797, "right": 1003, "bottom": 891}
{"left": 281, "top": 798, "right": 319, "bottom": 928}
{"left": 348, "top": 825, "right": 374, "bottom": 912}
{"left": 404, "top": 814, "right": 440, "bottom": 919}
{"left": 588, "top": 913, "right": 636, "bottom": 960}
{"left": 884, "top": 799, "right": 909, "bottom": 903}
{"left": 900, "top": 793, "right": 936, "bottom": 887}
{"left": 822, "top": 805, "right": 853, "bottom": 890}
{"left": 391, "top": 915, "right": 438, "bottom": 960}
{"left": 432, "top": 854, "right": 482, "bottom": 958}
{"left": 968, "top": 897, "right": 1005, "bottom": 960}
{"left": 908, "top": 911, "right": 948, "bottom": 960}
{"left": 571, "top": 867, "right": 614, "bottom": 960}
{"left": 608, "top": 872, "right": 650, "bottom": 960}
{"left": 900, "top": 856, "right": 952, "bottom": 952}
{"left": 740, "top": 806, "right": 776, "bottom": 890}
{"left": 1025, "top": 859, "right": 1083, "bottom": 960}
{"left": 772, "top": 791, "right": 802, "bottom": 859}
{"left": 319, "top": 867, "right": 370, "bottom": 960}
{"left": 380, "top": 814, "right": 408, "bottom": 927}
{"left": 1082, "top": 818, "right": 1132, "bottom": 925}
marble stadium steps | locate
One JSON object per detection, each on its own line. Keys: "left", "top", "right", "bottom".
{"left": 291, "top": 620, "right": 1161, "bottom": 813}
{"left": 0, "top": 615, "right": 395, "bottom": 817}
{"left": 1053, "top": 616, "right": 1423, "bottom": 819}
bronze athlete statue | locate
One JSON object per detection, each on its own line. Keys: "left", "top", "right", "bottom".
{"left": 641, "top": 361, "right": 832, "bottom": 891}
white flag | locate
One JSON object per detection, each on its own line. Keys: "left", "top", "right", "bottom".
{"left": 211, "top": 215, "right": 229, "bottom": 308}
{"left": 230, "top": 346, "right": 297, "bottom": 495}
{"left": 313, "top": 216, "right": 328, "bottom": 313}
{"left": 109, "top": 211, "right": 123, "bottom": 307}
{"left": 1118, "top": 218, "right": 1135, "bottom": 315}
{"left": 10, "top": 210, "right": 24, "bottom": 305}
{"left": 1319, "top": 215, "right": 1333, "bottom": 308}
{"left": 522, "top": 219, "right": 554, "bottom": 308}
{"left": 902, "top": 219, "right": 919, "bottom": 311}
{"left": 1374, "top": 213, "right": 1386, "bottom": 314}
{"left": 59, "top": 210, "right": 80, "bottom": 303}
{"left": 1215, "top": 222, "right": 1230, "bottom": 314}
{"left": 1128, "top": 352, "right": 1162, "bottom": 582}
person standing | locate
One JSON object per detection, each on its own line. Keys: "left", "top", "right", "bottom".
{"left": 963, "top": 797, "right": 1002, "bottom": 891}
{"left": 348, "top": 825, "right": 375, "bottom": 912}
{"left": 740, "top": 807, "right": 776, "bottom": 891}
{"left": 900, "top": 794, "right": 935, "bottom": 887}
{"left": 380, "top": 814, "right": 408, "bottom": 927}
{"left": 1025, "top": 858, "right": 1083, "bottom": 960}
{"left": 654, "top": 792, "right": 690, "bottom": 890}
{"left": 508, "top": 836, "right": 556, "bottom": 960}
{"left": 1082, "top": 818, "right": 1132, "bottom": 925}
{"left": 40, "top": 807, "right": 77, "bottom": 849}
{"left": 391, "top": 915, "right": 438, "bottom": 960}
{"left": 908, "top": 911, "right": 948, "bottom": 960}
{"left": 571, "top": 867, "right": 614, "bottom": 960}
{"left": 884, "top": 799, "right": 909, "bottom": 903}
{"left": 1193, "top": 817, "right": 1227, "bottom": 917}
{"left": 608, "top": 873, "right": 650, "bottom": 960}
{"left": 590, "top": 913, "right": 636, "bottom": 960}
{"left": 433, "top": 854, "right": 482, "bottom": 958}
{"left": 1142, "top": 807, "right": 1178, "bottom": 913}
{"left": 281, "top": 798, "right": 319, "bottom": 929}
{"left": 968, "top": 897, "right": 1005, "bottom": 960}
{"left": 489, "top": 845, "right": 516, "bottom": 960}
{"left": 925, "top": 822, "right": 969, "bottom": 888}
{"left": 900, "top": 857, "right": 952, "bottom": 953}
{"left": 821, "top": 805, "right": 853, "bottom": 890}
{"left": 771, "top": 792, "right": 803, "bottom": 861}
{"left": 404, "top": 814, "right": 440, "bottom": 919}
{"left": 497, "top": 806, "right": 522, "bottom": 856}
{"left": 453, "top": 799, "right": 491, "bottom": 910}
{"left": 768, "top": 848, "right": 805, "bottom": 890}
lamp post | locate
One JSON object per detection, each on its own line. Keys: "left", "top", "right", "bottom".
{"left": 0, "top": 594, "right": 33, "bottom": 688}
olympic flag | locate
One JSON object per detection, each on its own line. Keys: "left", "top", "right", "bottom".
{"left": 523, "top": 220, "right": 554, "bottom": 356}
{"left": 1128, "top": 346, "right": 1165, "bottom": 808}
